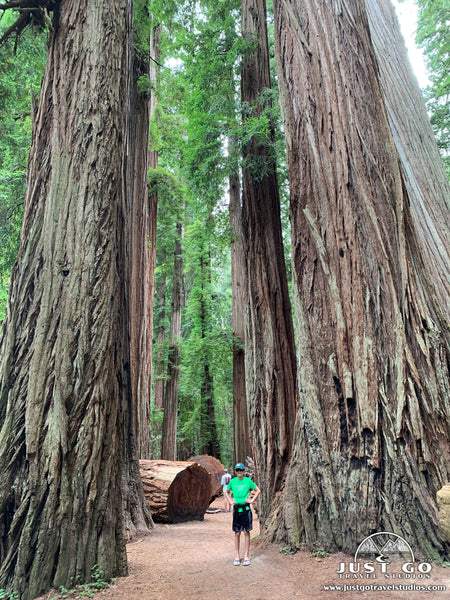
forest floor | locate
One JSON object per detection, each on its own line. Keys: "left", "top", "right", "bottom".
{"left": 41, "top": 498, "right": 450, "bottom": 600}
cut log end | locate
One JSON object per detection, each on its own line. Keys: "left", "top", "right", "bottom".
{"left": 139, "top": 459, "right": 212, "bottom": 523}
{"left": 188, "top": 455, "right": 225, "bottom": 500}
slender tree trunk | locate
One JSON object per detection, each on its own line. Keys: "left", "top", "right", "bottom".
{"left": 200, "top": 362, "right": 221, "bottom": 458}
{"left": 241, "top": 0, "right": 298, "bottom": 526}
{"left": 161, "top": 221, "right": 183, "bottom": 460}
{"left": 121, "top": 1, "right": 155, "bottom": 531}
{"left": 272, "top": 0, "right": 450, "bottom": 558}
{"left": 153, "top": 272, "right": 167, "bottom": 410}
{"left": 199, "top": 249, "right": 221, "bottom": 458}
{"left": 128, "top": 19, "right": 161, "bottom": 459}
{"left": 0, "top": 1, "right": 146, "bottom": 597}
{"left": 229, "top": 157, "right": 252, "bottom": 466}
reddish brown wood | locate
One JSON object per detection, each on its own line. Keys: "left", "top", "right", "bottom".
{"left": 139, "top": 460, "right": 212, "bottom": 523}
{"left": 189, "top": 455, "right": 225, "bottom": 499}
{"left": 271, "top": 0, "right": 450, "bottom": 558}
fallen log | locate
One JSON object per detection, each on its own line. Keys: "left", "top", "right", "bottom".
{"left": 188, "top": 455, "right": 225, "bottom": 500}
{"left": 139, "top": 459, "right": 212, "bottom": 523}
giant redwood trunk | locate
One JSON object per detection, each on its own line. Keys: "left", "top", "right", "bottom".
{"left": 0, "top": 1, "right": 148, "bottom": 597}
{"left": 241, "top": 0, "right": 298, "bottom": 526}
{"left": 272, "top": 0, "right": 450, "bottom": 558}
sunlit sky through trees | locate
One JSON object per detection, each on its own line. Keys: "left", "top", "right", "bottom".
{"left": 393, "top": 0, "right": 430, "bottom": 87}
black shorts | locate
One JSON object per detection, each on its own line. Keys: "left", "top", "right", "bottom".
{"left": 232, "top": 503, "right": 253, "bottom": 532}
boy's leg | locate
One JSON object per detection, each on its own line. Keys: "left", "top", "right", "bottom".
{"left": 234, "top": 532, "right": 241, "bottom": 560}
{"left": 243, "top": 531, "right": 250, "bottom": 560}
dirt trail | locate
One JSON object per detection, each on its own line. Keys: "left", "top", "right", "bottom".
{"left": 94, "top": 498, "right": 450, "bottom": 600}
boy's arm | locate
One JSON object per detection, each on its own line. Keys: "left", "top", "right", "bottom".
{"left": 246, "top": 485, "right": 261, "bottom": 504}
{"left": 224, "top": 486, "right": 235, "bottom": 505}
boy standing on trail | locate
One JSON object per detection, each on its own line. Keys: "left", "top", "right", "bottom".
{"left": 224, "top": 463, "right": 261, "bottom": 566}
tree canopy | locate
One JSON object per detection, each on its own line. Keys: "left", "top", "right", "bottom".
{"left": 415, "top": 0, "right": 450, "bottom": 175}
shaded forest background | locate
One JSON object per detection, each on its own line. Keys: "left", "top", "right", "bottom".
{"left": 0, "top": 0, "right": 448, "bottom": 468}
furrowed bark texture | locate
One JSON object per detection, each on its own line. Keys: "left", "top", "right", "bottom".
{"left": 365, "top": 0, "right": 450, "bottom": 320}
{"left": 272, "top": 0, "right": 450, "bottom": 558}
{"left": 241, "top": 0, "right": 298, "bottom": 527}
{"left": 0, "top": 1, "right": 136, "bottom": 596}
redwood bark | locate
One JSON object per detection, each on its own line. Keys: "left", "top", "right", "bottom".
{"left": 0, "top": 1, "right": 146, "bottom": 597}
{"left": 121, "top": 4, "right": 155, "bottom": 531}
{"left": 241, "top": 0, "right": 298, "bottom": 526}
{"left": 272, "top": 0, "right": 450, "bottom": 558}
{"left": 365, "top": 0, "right": 450, "bottom": 317}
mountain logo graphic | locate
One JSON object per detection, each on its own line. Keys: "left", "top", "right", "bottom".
{"left": 354, "top": 532, "right": 414, "bottom": 564}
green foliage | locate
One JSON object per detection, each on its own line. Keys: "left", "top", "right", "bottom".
{"left": 133, "top": 0, "right": 158, "bottom": 68}
{"left": 137, "top": 73, "right": 153, "bottom": 96}
{"left": 150, "top": 402, "right": 164, "bottom": 457}
{"left": 148, "top": 165, "right": 186, "bottom": 198}
{"left": 148, "top": 0, "right": 291, "bottom": 464}
{"left": 46, "top": 566, "right": 114, "bottom": 600}
{"left": 310, "top": 541, "right": 329, "bottom": 558}
{"left": 172, "top": 204, "right": 233, "bottom": 462}
{"left": 235, "top": 89, "right": 284, "bottom": 181}
{"left": 415, "top": 0, "right": 450, "bottom": 176}
{"left": 0, "top": 590, "right": 18, "bottom": 600}
{"left": 0, "top": 273, "right": 9, "bottom": 324}
{"left": 0, "top": 13, "right": 47, "bottom": 315}
{"left": 149, "top": 0, "right": 240, "bottom": 463}
{"left": 280, "top": 546, "right": 296, "bottom": 555}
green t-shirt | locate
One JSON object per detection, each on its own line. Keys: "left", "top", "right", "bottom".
{"left": 227, "top": 476, "right": 257, "bottom": 504}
